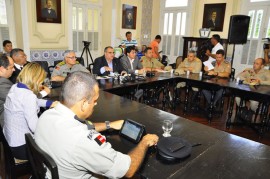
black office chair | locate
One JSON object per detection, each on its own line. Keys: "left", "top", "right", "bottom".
{"left": 25, "top": 133, "right": 59, "bottom": 179}
{"left": 0, "top": 126, "right": 31, "bottom": 179}
{"left": 33, "top": 61, "right": 50, "bottom": 77}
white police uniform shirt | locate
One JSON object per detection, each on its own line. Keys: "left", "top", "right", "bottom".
{"left": 35, "top": 103, "right": 131, "bottom": 179}
{"left": 208, "top": 42, "right": 224, "bottom": 63}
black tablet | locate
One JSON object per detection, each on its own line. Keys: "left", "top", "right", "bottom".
{"left": 120, "top": 119, "right": 145, "bottom": 143}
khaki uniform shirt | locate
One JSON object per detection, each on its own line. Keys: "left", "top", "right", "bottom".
{"left": 140, "top": 56, "right": 164, "bottom": 69}
{"left": 214, "top": 61, "right": 231, "bottom": 74}
{"left": 51, "top": 61, "right": 89, "bottom": 77}
{"left": 236, "top": 68, "right": 270, "bottom": 85}
{"left": 35, "top": 103, "right": 131, "bottom": 179}
{"left": 178, "top": 57, "right": 202, "bottom": 73}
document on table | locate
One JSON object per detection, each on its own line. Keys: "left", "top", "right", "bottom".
{"left": 96, "top": 76, "right": 112, "bottom": 80}
{"left": 203, "top": 61, "right": 214, "bottom": 70}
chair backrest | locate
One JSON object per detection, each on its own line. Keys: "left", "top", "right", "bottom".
{"left": 25, "top": 133, "right": 59, "bottom": 179}
{"left": 33, "top": 61, "right": 50, "bottom": 77}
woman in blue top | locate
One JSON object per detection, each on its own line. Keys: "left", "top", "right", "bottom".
{"left": 3, "top": 62, "right": 57, "bottom": 160}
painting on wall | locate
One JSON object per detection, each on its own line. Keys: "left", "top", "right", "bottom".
{"left": 122, "top": 4, "right": 137, "bottom": 29}
{"left": 202, "top": 3, "right": 226, "bottom": 32}
{"left": 36, "top": 0, "right": 61, "bottom": 23}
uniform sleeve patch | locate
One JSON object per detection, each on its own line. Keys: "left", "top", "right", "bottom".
{"left": 94, "top": 135, "right": 106, "bottom": 146}
{"left": 55, "top": 66, "right": 60, "bottom": 70}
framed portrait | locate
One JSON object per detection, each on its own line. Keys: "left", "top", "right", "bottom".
{"left": 36, "top": 0, "right": 61, "bottom": 23}
{"left": 202, "top": 3, "right": 226, "bottom": 32}
{"left": 122, "top": 4, "right": 137, "bottom": 29}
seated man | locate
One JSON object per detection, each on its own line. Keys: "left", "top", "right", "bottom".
{"left": 51, "top": 50, "right": 89, "bottom": 81}
{"left": 202, "top": 49, "right": 231, "bottom": 106}
{"left": 0, "top": 55, "right": 14, "bottom": 126}
{"left": 175, "top": 50, "right": 202, "bottom": 75}
{"left": 120, "top": 46, "right": 144, "bottom": 74}
{"left": 93, "top": 46, "right": 126, "bottom": 76}
{"left": 35, "top": 71, "right": 158, "bottom": 178}
{"left": 140, "top": 47, "right": 172, "bottom": 72}
{"left": 9, "top": 48, "right": 28, "bottom": 84}
{"left": 235, "top": 58, "right": 270, "bottom": 112}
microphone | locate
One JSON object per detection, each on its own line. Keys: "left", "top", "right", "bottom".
{"left": 146, "top": 61, "right": 155, "bottom": 77}
{"left": 151, "top": 62, "right": 153, "bottom": 74}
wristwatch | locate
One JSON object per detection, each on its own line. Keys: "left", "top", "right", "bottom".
{"left": 105, "top": 121, "right": 110, "bottom": 130}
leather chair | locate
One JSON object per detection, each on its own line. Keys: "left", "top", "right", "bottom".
{"left": 25, "top": 133, "right": 59, "bottom": 179}
{"left": 0, "top": 126, "right": 31, "bottom": 179}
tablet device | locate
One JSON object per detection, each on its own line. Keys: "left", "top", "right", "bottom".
{"left": 120, "top": 119, "right": 145, "bottom": 143}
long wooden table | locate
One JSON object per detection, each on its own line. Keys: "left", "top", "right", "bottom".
{"left": 49, "top": 73, "right": 270, "bottom": 178}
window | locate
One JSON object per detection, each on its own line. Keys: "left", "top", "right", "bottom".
{"left": 0, "top": 0, "right": 9, "bottom": 51}
{"left": 165, "top": 0, "right": 188, "bottom": 7}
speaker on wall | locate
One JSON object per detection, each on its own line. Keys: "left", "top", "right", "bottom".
{"left": 228, "top": 15, "right": 250, "bottom": 44}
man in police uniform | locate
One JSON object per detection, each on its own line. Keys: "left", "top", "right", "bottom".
{"left": 202, "top": 49, "right": 231, "bottom": 106}
{"left": 140, "top": 47, "right": 172, "bottom": 71}
{"left": 51, "top": 50, "right": 89, "bottom": 81}
{"left": 235, "top": 58, "right": 270, "bottom": 112}
{"left": 35, "top": 71, "right": 158, "bottom": 179}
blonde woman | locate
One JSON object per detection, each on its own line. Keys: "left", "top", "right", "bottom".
{"left": 3, "top": 62, "right": 57, "bottom": 160}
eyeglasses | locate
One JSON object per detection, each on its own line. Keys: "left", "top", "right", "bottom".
{"left": 66, "top": 56, "right": 77, "bottom": 59}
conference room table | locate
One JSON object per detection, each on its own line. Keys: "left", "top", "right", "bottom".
{"left": 49, "top": 73, "right": 270, "bottom": 178}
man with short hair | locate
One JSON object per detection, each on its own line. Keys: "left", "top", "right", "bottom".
{"left": 150, "top": 35, "right": 162, "bottom": 60}
{"left": 205, "top": 34, "right": 224, "bottom": 63}
{"left": 35, "top": 71, "right": 158, "bottom": 178}
{"left": 140, "top": 47, "right": 171, "bottom": 72}
{"left": 203, "top": 49, "right": 231, "bottom": 106}
{"left": 51, "top": 50, "right": 89, "bottom": 81}
{"left": 41, "top": 0, "right": 57, "bottom": 19}
{"left": 120, "top": 46, "right": 143, "bottom": 74}
{"left": 175, "top": 51, "right": 202, "bottom": 75}
{"left": 9, "top": 48, "right": 28, "bottom": 84}
{"left": 235, "top": 58, "right": 270, "bottom": 111}
{"left": 0, "top": 55, "right": 15, "bottom": 126}
{"left": 93, "top": 46, "right": 126, "bottom": 76}
{"left": 0, "top": 40, "right": 12, "bottom": 57}
{"left": 121, "top": 31, "right": 138, "bottom": 48}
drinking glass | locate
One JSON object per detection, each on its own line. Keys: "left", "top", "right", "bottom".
{"left": 162, "top": 120, "right": 173, "bottom": 137}
{"left": 44, "top": 78, "right": 52, "bottom": 88}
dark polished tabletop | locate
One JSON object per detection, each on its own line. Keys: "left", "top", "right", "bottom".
{"left": 89, "top": 91, "right": 270, "bottom": 179}
{"left": 49, "top": 73, "right": 270, "bottom": 178}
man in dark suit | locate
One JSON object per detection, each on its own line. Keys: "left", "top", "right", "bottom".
{"left": 120, "top": 46, "right": 143, "bottom": 74}
{"left": 206, "top": 11, "right": 219, "bottom": 30}
{"left": 93, "top": 46, "right": 126, "bottom": 76}
{"left": 0, "top": 55, "right": 15, "bottom": 126}
{"left": 41, "top": 0, "right": 57, "bottom": 19}
{"left": 9, "top": 48, "right": 28, "bottom": 84}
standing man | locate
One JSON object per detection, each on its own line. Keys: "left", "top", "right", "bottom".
{"left": 150, "top": 35, "right": 162, "bottom": 60}
{"left": 51, "top": 50, "right": 89, "bottom": 81}
{"left": 121, "top": 31, "right": 138, "bottom": 48}
{"left": 205, "top": 34, "right": 224, "bottom": 64}
{"left": 35, "top": 71, "right": 158, "bottom": 178}
{"left": 93, "top": 46, "right": 126, "bottom": 76}
{"left": 235, "top": 58, "right": 270, "bottom": 112}
{"left": 41, "top": 0, "right": 57, "bottom": 19}
{"left": 120, "top": 46, "right": 144, "bottom": 74}
{"left": 202, "top": 49, "right": 231, "bottom": 106}
{"left": 0, "top": 40, "right": 12, "bottom": 57}
{"left": 9, "top": 48, "right": 28, "bottom": 84}
{"left": 0, "top": 55, "right": 15, "bottom": 126}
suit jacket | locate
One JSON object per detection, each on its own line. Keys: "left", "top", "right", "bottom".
{"left": 9, "top": 65, "right": 21, "bottom": 84}
{"left": 120, "top": 55, "right": 142, "bottom": 74}
{"left": 0, "top": 77, "right": 13, "bottom": 126}
{"left": 41, "top": 8, "right": 57, "bottom": 19}
{"left": 93, "top": 56, "right": 125, "bottom": 76}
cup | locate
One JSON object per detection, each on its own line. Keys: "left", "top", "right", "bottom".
{"left": 162, "top": 120, "right": 173, "bottom": 137}
{"left": 236, "top": 77, "right": 240, "bottom": 84}
{"left": 199, "top": 71, "right": 203, "bottom": 77}
{"left": 186, "top": 70, "right": 190, "bottom": 76}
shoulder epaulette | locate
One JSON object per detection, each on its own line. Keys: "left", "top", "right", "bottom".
{"left": 58, "top": 61, "right": 66, "bottom": 66}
